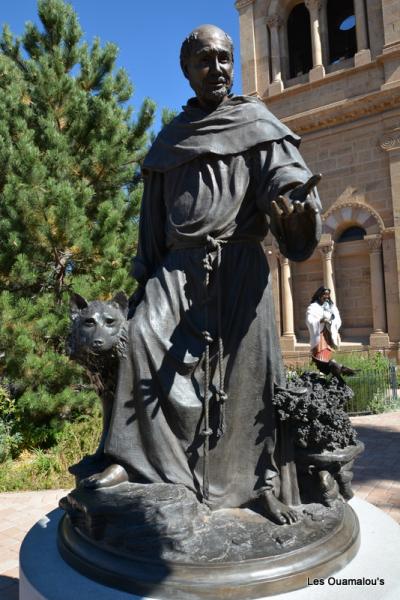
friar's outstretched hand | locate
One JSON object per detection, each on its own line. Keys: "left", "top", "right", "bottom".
{"left": 270, "top": 174, "right": 322, "bottom": 262}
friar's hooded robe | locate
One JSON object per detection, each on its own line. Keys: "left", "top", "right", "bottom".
{"left": 105, "top": 96, "right": 321, "bottom": 509}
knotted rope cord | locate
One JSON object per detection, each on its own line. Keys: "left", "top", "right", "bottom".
{"left": 201, "top": 235, "right": 228, "bottom": 500}
{"left": 215, "top": 239, "right": 228, "bottom": 438}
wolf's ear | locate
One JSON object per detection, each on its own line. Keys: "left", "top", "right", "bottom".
{"left": 70, "top": 293, "right": 89, "bottom": 320}
{"left": 111, "top": 292, "right": 129, "bottom": 317}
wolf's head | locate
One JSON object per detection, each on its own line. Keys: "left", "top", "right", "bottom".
{"left": 67, "top": 292, "right": 129, "bottom": 362}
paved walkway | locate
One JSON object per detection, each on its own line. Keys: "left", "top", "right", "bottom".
{"left": 0, "top": 489, "right": 67, "bottom": 599}
{"left": 0, "top": 412, "right": 399, "bottom": 599}
{"left": 350, "top": 411, "right": 400, "bottom": 523}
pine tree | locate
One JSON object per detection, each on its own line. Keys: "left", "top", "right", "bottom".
{"left": 0, "top": 0, "right": 155, "bottom": 448}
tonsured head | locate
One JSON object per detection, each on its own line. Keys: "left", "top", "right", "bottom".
{"left": 180, "top": 24, "right": 234, "bottom": 110}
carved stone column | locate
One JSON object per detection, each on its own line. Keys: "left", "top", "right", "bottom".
{"left": 380, "top": 132, "right": 400, "bottom": 343}
{"left": 318, "top": 239, "right": 337, "bottom": 305}
{"left": 277, "top": 252, "right": 296, "bottom": 351}
{"left": 353, "top": 0, "right": 371, "bottom": 66}
{"left": 319, "top": 0, "right": 330, "bottom": 70}
{"left": 354, "top": 0, "right": 368, "bottom": 51}
{"left": 235, "top": 0, "right": 257, "bottom": 96}
{"left": 305, "top": 0, "right": 325, "bottom": 81}
{"left": 266, "top": 14, "right": 284, "bottom": 95}
{"left": 365, "top": 235, "right": 390, "bottom": 347}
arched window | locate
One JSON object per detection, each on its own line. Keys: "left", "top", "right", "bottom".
{"left": 287, "top": 3, "right": 312, "bottom": 78}
{"left": 327, "top": 0, "right": 357, "bottom": 64}
{"left": 337, "top": 226, "right": 366, "bottom": 243}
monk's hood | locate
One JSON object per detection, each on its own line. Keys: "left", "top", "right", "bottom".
{"left": 143, "top": 95, "right": 300, "bottom": 173}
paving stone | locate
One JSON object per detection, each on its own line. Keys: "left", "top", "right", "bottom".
{"left": 0, "top": 561, "right": 18, "bottom": 576}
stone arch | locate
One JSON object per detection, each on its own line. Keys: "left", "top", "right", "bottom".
{"left": 267, "top": 0, "right": 309, "bottom": 81}
{"left": 322, "top": 201, "right": 384, "bottom": 342}
{"left": 322, "top": 201, "right": 384, "bottom": 240}
{"left": 326, "top": 0, "right": 357, "bottom": 65}
{"left": 267, "top": 0, "right": 300, "bottom": 20}
{"left": 287, "top": 4, "right": 313, "bottom": 78}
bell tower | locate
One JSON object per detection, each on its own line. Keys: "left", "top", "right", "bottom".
{"left": 236, "top": 0, "right": 400, "bottom": 358}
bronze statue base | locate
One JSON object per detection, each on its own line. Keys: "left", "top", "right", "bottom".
{"left": 58, "top": 483, "right": 360, "bottom": 599}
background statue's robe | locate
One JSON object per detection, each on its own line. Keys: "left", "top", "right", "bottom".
{"left": 105, "top": 96, "right": 320, "bottom": 509}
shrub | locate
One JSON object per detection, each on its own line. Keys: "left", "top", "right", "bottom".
{"left": 334, "top": 352, "right": 395, "bottom": 414}
{"left": 0, "top": 380, "right": 23, "bottom": 462}
{"left": 0, "top": 409, "right": 102, "bottom": 490}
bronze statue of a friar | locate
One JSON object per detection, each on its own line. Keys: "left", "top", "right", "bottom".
{"left": 59, "top": 25, "right": 362, "bottom": 599}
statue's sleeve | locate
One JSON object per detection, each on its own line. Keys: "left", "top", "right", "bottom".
{"left": 254, "top": 138, "right": 318, "bottom": 211}
{"left": 131, "top": 170, "right": 166, "bottom": 290}
{"left": 253, "top": 139, "right": 322, "bottom": 261}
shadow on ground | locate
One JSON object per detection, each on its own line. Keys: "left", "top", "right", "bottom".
{"left": 352, "top": 423, "right": 400, "bottom": 485}
{"left": 0, "top": 576, "right": 18, "bottom": 600}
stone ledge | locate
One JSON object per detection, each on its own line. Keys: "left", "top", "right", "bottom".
{"left": 277, "top": 86, "right": 400, "bottom": 135}
{"left": 264, "top": 57, "right": 378, "bottom": 104}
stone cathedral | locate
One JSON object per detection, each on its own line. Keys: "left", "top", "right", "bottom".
{"left": 235, "top": 0, "right": 400, "bottom": 361}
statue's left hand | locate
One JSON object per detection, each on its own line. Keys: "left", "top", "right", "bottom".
{"left": 270, "top": 174, "right": 322, "bottom": 262}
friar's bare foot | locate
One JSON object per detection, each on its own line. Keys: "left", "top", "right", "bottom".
{"left": 260, "top": 489, "right": 299, "bottom": 525}
{"left": 80, "top": 464, "right": 129, "bottom": 489}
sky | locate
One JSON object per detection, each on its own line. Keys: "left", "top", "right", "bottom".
{"left": 1, "top": 0, "right": 242, "bottom": 133}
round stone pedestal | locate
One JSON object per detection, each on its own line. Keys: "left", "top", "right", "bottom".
{"left": 20, "top": 498, "right": 400, "bottom": 600}
{"left": 56, "top": 482, "right": 360, "bottom": 598}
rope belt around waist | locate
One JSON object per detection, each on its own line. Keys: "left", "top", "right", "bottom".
{"left": 169, "top": 235, "right": 261, "bottom": 251}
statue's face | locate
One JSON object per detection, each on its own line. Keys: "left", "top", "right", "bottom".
{"left": 184, "top": 29, "right": 233, "bottom": 110}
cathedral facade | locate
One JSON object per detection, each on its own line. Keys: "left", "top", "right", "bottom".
{"left": 235, "top": 0, "right": 400, "bottom": 360}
